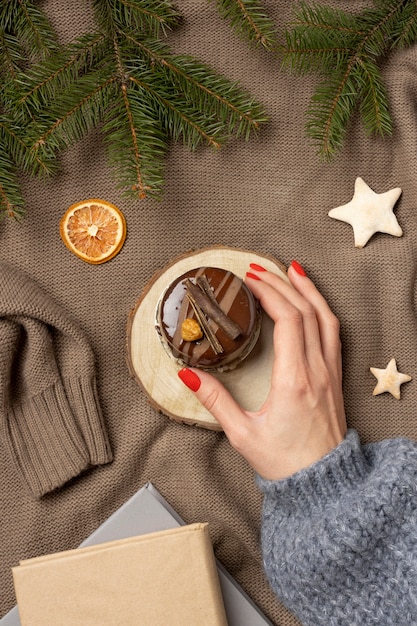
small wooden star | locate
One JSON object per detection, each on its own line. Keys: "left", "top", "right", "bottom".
{"left": 370, "top": 358, "right": 411, "bottom": 400}
{"left": 328, "top": 177, "right": 402, "bottom": 248}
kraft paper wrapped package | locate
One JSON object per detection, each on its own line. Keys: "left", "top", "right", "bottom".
{"left": 2, "top": 2, "right": 417, "bottom": 626}
{"left": 3, "top": 482, "right": 273, "bottom": 626}
{"left": 12, "top": 524, "right": 227, "bottom": 626}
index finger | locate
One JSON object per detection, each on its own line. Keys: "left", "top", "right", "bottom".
{"left": 248, "top": 262, "right": 341, "bottom": 372}
{"left": 245, "top": 273, "right": 314, "bottom": 372}
{"left": 245, "top": 267, "right": 327, "bottom": 371}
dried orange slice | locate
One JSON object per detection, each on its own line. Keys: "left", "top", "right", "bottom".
{"left": 60, "top": 199, "right": 126, "bottom": 264}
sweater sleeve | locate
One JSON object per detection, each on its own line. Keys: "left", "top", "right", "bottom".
{"left": 257, "top": 429, "right": 417, "bottom": 626}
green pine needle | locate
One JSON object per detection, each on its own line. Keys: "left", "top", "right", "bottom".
{"left": 93, "top": 0, "right": 181, "bottom": 38}
{"left": 0, "top": 0, "right": 58, "bottom": 217}
{"left": 213, "top": 0, "right": 277, "bottom": 50}
{"left": 282, "top": 0, "right": 417, "bottom": 159}
{"left": 18, "top": 1, "right": 267, "bottom": 203}
{"left": 356, "top": 58, "right": 391, "bottom": 136}
{"left": 102, "top": 80, "right": 167, "bottom": 199}
{"left": 122, "top": 34, "right": 267, "bottom": 139}
{"left": 0, "top": 149, "right": 26, "bottom": 220}
{"left": 0, "top": 31, "right": 25, "bottom": 82}
{"left": 1, "top": 0, "right": 268, "bottom": 217}
{"left": 389, "top": 0, "right": 417, "bottom": 47}
{"left": 0, "top": 0, "right": 58, "bottom": 61}
{"left": 11, "top": 32, "right": 109, "bottom": 117}
{"left": 0, "top": 115, "right": 55, "bottom": 176}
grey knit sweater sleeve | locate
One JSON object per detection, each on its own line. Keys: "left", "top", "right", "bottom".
{"left": 257, "top": 429, "right": 417, "bottom": 625}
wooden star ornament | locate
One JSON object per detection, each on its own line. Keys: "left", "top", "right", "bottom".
{"left": 370, "top": 358, "right": 411, "bottom": 400}
{"left": 328, "top": 177, "right": 403, "bottom": 248}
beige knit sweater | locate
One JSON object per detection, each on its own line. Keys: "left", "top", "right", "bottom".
{"left": 0, "top": 262, "right": 112, "bottom": 499}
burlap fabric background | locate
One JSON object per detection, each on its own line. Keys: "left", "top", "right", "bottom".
{"left": 1, "top": 1, "right": 417, "bottom": 624}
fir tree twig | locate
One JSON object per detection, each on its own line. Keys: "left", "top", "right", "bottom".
{"left": 0, "top": 0, "right": 57, "bottom": 217}
{"left": 281, "top": 0, "right": 417, "bottom": 159}
{"left": 1, "top": 0, "right": 269, "bottom": 218}
{"left": 14, "top": 0, "right": 267, "bottom": 205}
{"left": 213, "top": 0, "right": 277, "bottom": 50}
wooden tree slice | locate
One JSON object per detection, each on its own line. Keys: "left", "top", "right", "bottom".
{"left": 126, "top": 246, "right": 288, "bottom": 430}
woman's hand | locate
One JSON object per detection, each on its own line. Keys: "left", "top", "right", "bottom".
{"left": 178, "top": 260, "right": 347, "bottom": 481}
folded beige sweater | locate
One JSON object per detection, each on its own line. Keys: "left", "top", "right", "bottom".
{"left": 0, "top": 262, "right": 112, "bottom": 499}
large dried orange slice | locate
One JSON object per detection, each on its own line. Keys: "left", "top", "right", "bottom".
{"left": 60, "top": 199, "right": 126, "bottom": 264}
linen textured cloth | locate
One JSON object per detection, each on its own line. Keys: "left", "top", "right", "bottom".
{"left": 258, "top": 430, "right": 417, "bottom": 625}
{"left": 0, "top": 262, "right": 113, "bottom": 498}
{"left": 2, "top": 1, "right": 417, "bottom": 625}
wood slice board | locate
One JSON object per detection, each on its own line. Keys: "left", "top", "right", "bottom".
{"left": 126, "top": 246, "right": 288, "bottom": 430}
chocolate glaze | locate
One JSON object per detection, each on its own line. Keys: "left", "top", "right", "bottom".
{"left": 157, "top": 267, "right": 261, "bottom": 370}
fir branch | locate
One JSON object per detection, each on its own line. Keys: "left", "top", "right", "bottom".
{"left": 388, "top": 0, "right": 417, "bottom": 47}
{"left": 0, "top": 150, "right": 25, "bottom": 219}
{"left": 356, "top": 57, "right": 391, "bottom": 136}
{"left": 93, "top": 0, "right": 180, "bottom": 38}
{"left": 0, "top": 0, "right": 58, "bottom": 61}
{"left": 29, "top": 70, "right": 118, "bottom": 151}
{"left": 19, "top": 1, "right": 267, "bottom": 203}
{"left": 1, "top": 0, "right": 268, "bottom": 215}
{"left": 282, "top": 0, "right": 417, "bottom": 159}
{"left": 0, "top": 31, "right": 24, "bottom": 82}
{"left": 12, "top": 32, "right": 108, "bottom": 116}
{"left": 306, "top": 70, "right": 359, "bottom": 159}
{"left": 128, "top": 73, "right": 225, "bottom": 149}
{"left": 102, "top": 82, "right": 166, "bottom": 198}
{"left": 0, "top": 116, "right": 54, "bottom": 176}
{"left": 281, "top": 4, "right": 362, "bottom": 75}
{"left": 213, "top": 0, "right": 277, "bottom": 50}
{"left": 122, "top": 32, "right": 266, "bottom": 139}
{"left": 0, "top": 0, "right": 58, "bottom": 218}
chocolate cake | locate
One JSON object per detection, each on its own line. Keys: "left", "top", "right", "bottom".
{"left": 156, "top": 266, "right": 261, "bottom": 371}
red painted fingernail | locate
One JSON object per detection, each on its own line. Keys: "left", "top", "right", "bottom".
{"left": 178, "top": 368, "right": 201, "bottom": 392}
{"left": 245, "top": 271, "right": 261, "bottom": 281}
{"left": 249, "top": 263, "right": 267, "bottom": 272}
{"left": 291, "top": 260, "right": 307, "bottom": 277}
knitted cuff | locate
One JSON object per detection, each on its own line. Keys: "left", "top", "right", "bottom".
{"left": 64, "top": 376, "right": 113, "bottom": 466}
{"left": 256, "top": 429, "right": 369, "bottom": 511}
{"left": 3, "top": 378, "right": 112, "bottom": 499}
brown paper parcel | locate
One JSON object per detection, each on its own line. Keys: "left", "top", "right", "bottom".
{"left": 12, "top": 523, "right": 227, "bottom": 626}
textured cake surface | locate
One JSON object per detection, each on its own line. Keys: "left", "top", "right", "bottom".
{"left": 157, "top": 267, "right": 261, "bottom": 370}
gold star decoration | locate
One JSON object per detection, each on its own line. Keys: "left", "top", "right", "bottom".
{"left": 328, "top": 177, "right": 403, "bottom": 248}
{"left": 370, "top": 358, "right": 411, "bottom": 400}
